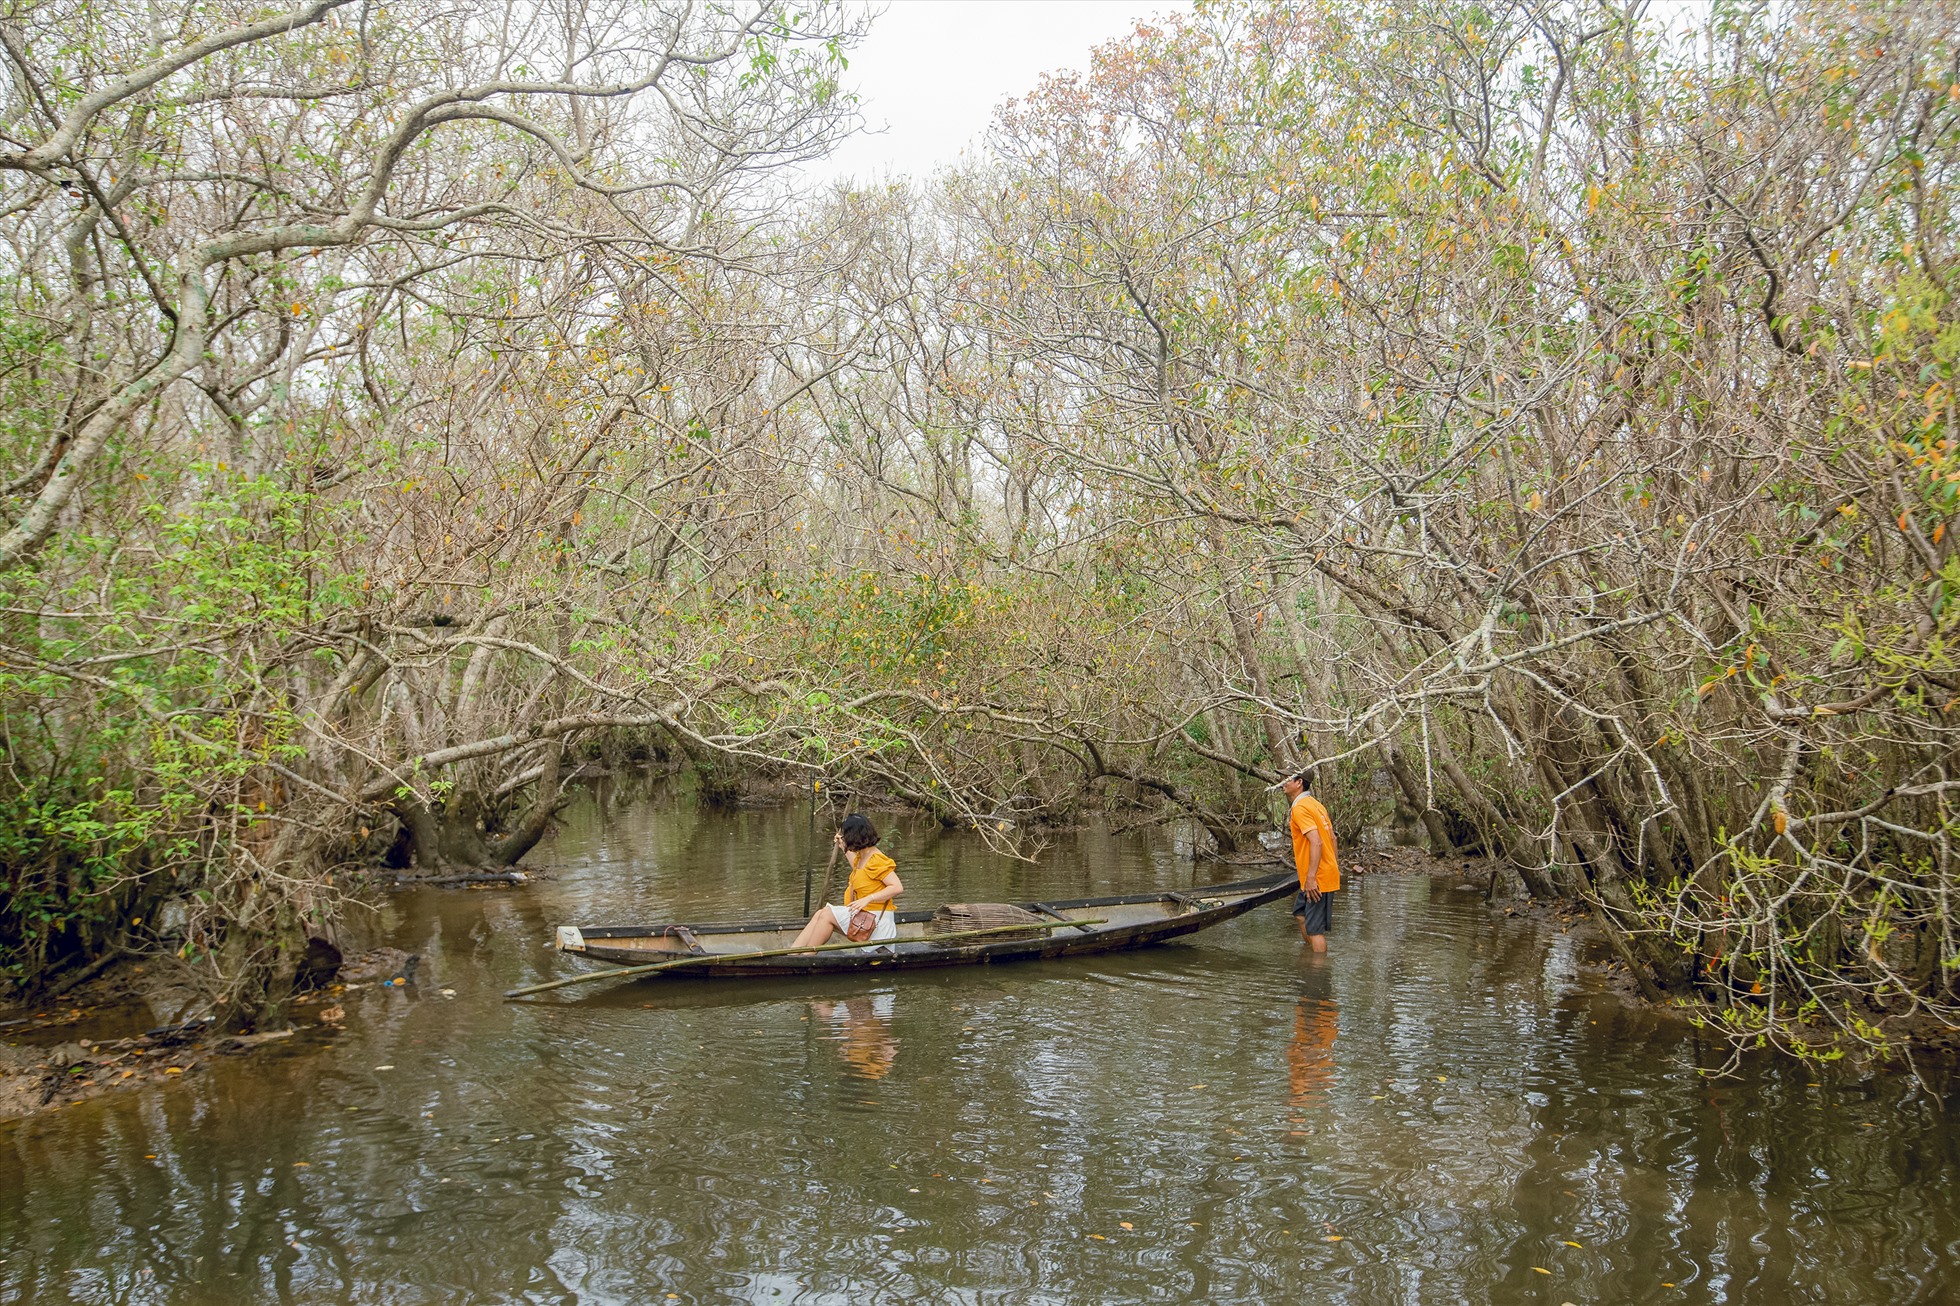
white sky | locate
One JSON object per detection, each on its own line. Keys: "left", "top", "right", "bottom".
{"left": 808, "top": 0, "right": 1195, "bottom": 183}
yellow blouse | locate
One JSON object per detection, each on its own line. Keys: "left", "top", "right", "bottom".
{"left": 845, "top": 849, "right": 899, "bottom": 912}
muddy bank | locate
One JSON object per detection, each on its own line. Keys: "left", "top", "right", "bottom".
{"left": 0, "top": 947, "right": 433, "bottom": 1124}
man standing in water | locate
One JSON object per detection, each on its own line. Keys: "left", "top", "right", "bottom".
{"left": 1282, "top": 768, "right": 1339, "bottom": 952}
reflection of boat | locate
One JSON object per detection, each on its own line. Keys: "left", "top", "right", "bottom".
{"left": 550, "top": 871, "right": 1293, "bottom": 980}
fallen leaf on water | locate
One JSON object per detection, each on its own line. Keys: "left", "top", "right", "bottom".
{"left": 1088, "top": 1234, "right": 1107, "bottom": 1241}
{"left": 1189, "top": 1083, "right": 1207, "bottom": 1090}
{"left": 1437, "top": 1076, "right": 1447, "bottom": 1083}
{"left": 1532, "top": 1267, "right": 1551, "bottom": 1274}
{"left": 1563, "top": 1240, "right": 1582, "bottom": 1247}
{"left": 164, "top": 1067, "right": 184, "bottom": 1075}
{"left": 1325, "top": 1234, "right": 1344, "bottom": 1242}
{"left": 293, "top": 1162, "right": 309, "bottom": 1168}
{"left": 1119, "top": 1222, "right": 1134, "bottom": 1230}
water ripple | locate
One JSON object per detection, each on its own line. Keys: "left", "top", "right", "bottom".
{"left": 4, "top": 802, "right": 1959, "bottom": 1304}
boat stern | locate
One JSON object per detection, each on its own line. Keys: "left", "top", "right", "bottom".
{"left": 555, "top": 926, "right": 586, "bottom": 953}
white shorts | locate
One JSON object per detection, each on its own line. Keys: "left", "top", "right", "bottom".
{"left": 827, "top": 903, "right": 898, "bottom": 942}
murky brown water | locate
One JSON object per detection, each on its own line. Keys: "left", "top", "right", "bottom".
{"left": 4, "top": 790, "right": 1958, "bottom": 1304}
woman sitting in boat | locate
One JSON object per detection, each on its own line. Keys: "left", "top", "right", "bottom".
{"left": 792, "top": 813, "right": 902, "bottom": 949}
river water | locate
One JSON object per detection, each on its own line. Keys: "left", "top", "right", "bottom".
{"left": 3, "top": 793, "right": 1957, "bottom": 1304}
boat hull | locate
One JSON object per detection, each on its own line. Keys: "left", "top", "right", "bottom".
{"left": 554, "top": 870, "right": 1294, "bottom": 979}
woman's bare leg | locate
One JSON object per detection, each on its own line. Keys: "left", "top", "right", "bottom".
{"left": 793, "top": 909, "right": 836, "bottom": 950}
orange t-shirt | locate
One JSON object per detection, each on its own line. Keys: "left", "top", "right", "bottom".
{"left": 845, "top": 849, "right": 899, "bottom": 912}
{"left": 1289, "top": 794, "right": 1339, "bottom": 892}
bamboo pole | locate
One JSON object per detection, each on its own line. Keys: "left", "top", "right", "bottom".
{"left": 802, "top": 780, "right": 819, "bottom": 916}
{"left": 503, "top": 917, "right": 1110, "bottom": 999}
{"left": 815, "top": 790, "right": 858, "bottom": 909}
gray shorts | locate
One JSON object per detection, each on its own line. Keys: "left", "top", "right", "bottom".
{"left": 1291, "top": 889, "right": 1335, "bottom": 934}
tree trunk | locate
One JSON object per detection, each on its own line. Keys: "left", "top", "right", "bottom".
{"left": 1383, "top": 740, "right": 1456, "bottom": 855}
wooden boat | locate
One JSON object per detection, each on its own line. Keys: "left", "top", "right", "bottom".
{"left": 547, "top": 870, "right": 1294, "bottom": 981}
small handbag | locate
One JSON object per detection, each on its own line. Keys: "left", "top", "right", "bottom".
{"left": 846, "top": 908, "right": 877, "bottom": 942}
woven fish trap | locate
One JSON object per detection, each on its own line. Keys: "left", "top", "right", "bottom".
{"left": 924, "top": 902, "right": 1048, "bottom": 940}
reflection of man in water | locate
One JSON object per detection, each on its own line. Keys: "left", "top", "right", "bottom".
{"left": 812, "top": 992, "right": 897, "bottom": 1081}
{"left": 1288, "top": 966, "right": 1338, "bottom": 1116}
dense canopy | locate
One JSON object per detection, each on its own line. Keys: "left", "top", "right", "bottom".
{"left": 3, "top": 0, "right": 1957, "bottom": 1059}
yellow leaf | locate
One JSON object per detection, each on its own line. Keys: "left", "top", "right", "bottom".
{"left": 1562, "top": 1240, "right": 1582, "bottom": 1247}
{"left": 1119, "top": 1222, "right": 1134, "bottom": 1230}
{"left": 1532, "top": 1266, "right": 1551, "bottom": 1274}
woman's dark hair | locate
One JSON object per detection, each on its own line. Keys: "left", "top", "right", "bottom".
{"left": 840, "top": 813, "right": 880, "bottom": 852}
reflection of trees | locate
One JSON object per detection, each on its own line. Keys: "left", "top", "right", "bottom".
{"left": 0, "top": 917, "right": 625, "bottom": 1300}
{"left": 1, "top": 1057, "right": 365, "bottom": 1299}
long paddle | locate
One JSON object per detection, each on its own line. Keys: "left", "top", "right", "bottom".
{"left": 503, "top": 916, "right": 1109, "bottom": 999}
{"left": 815, "top": 790, "right": 858, "bottom": 911}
